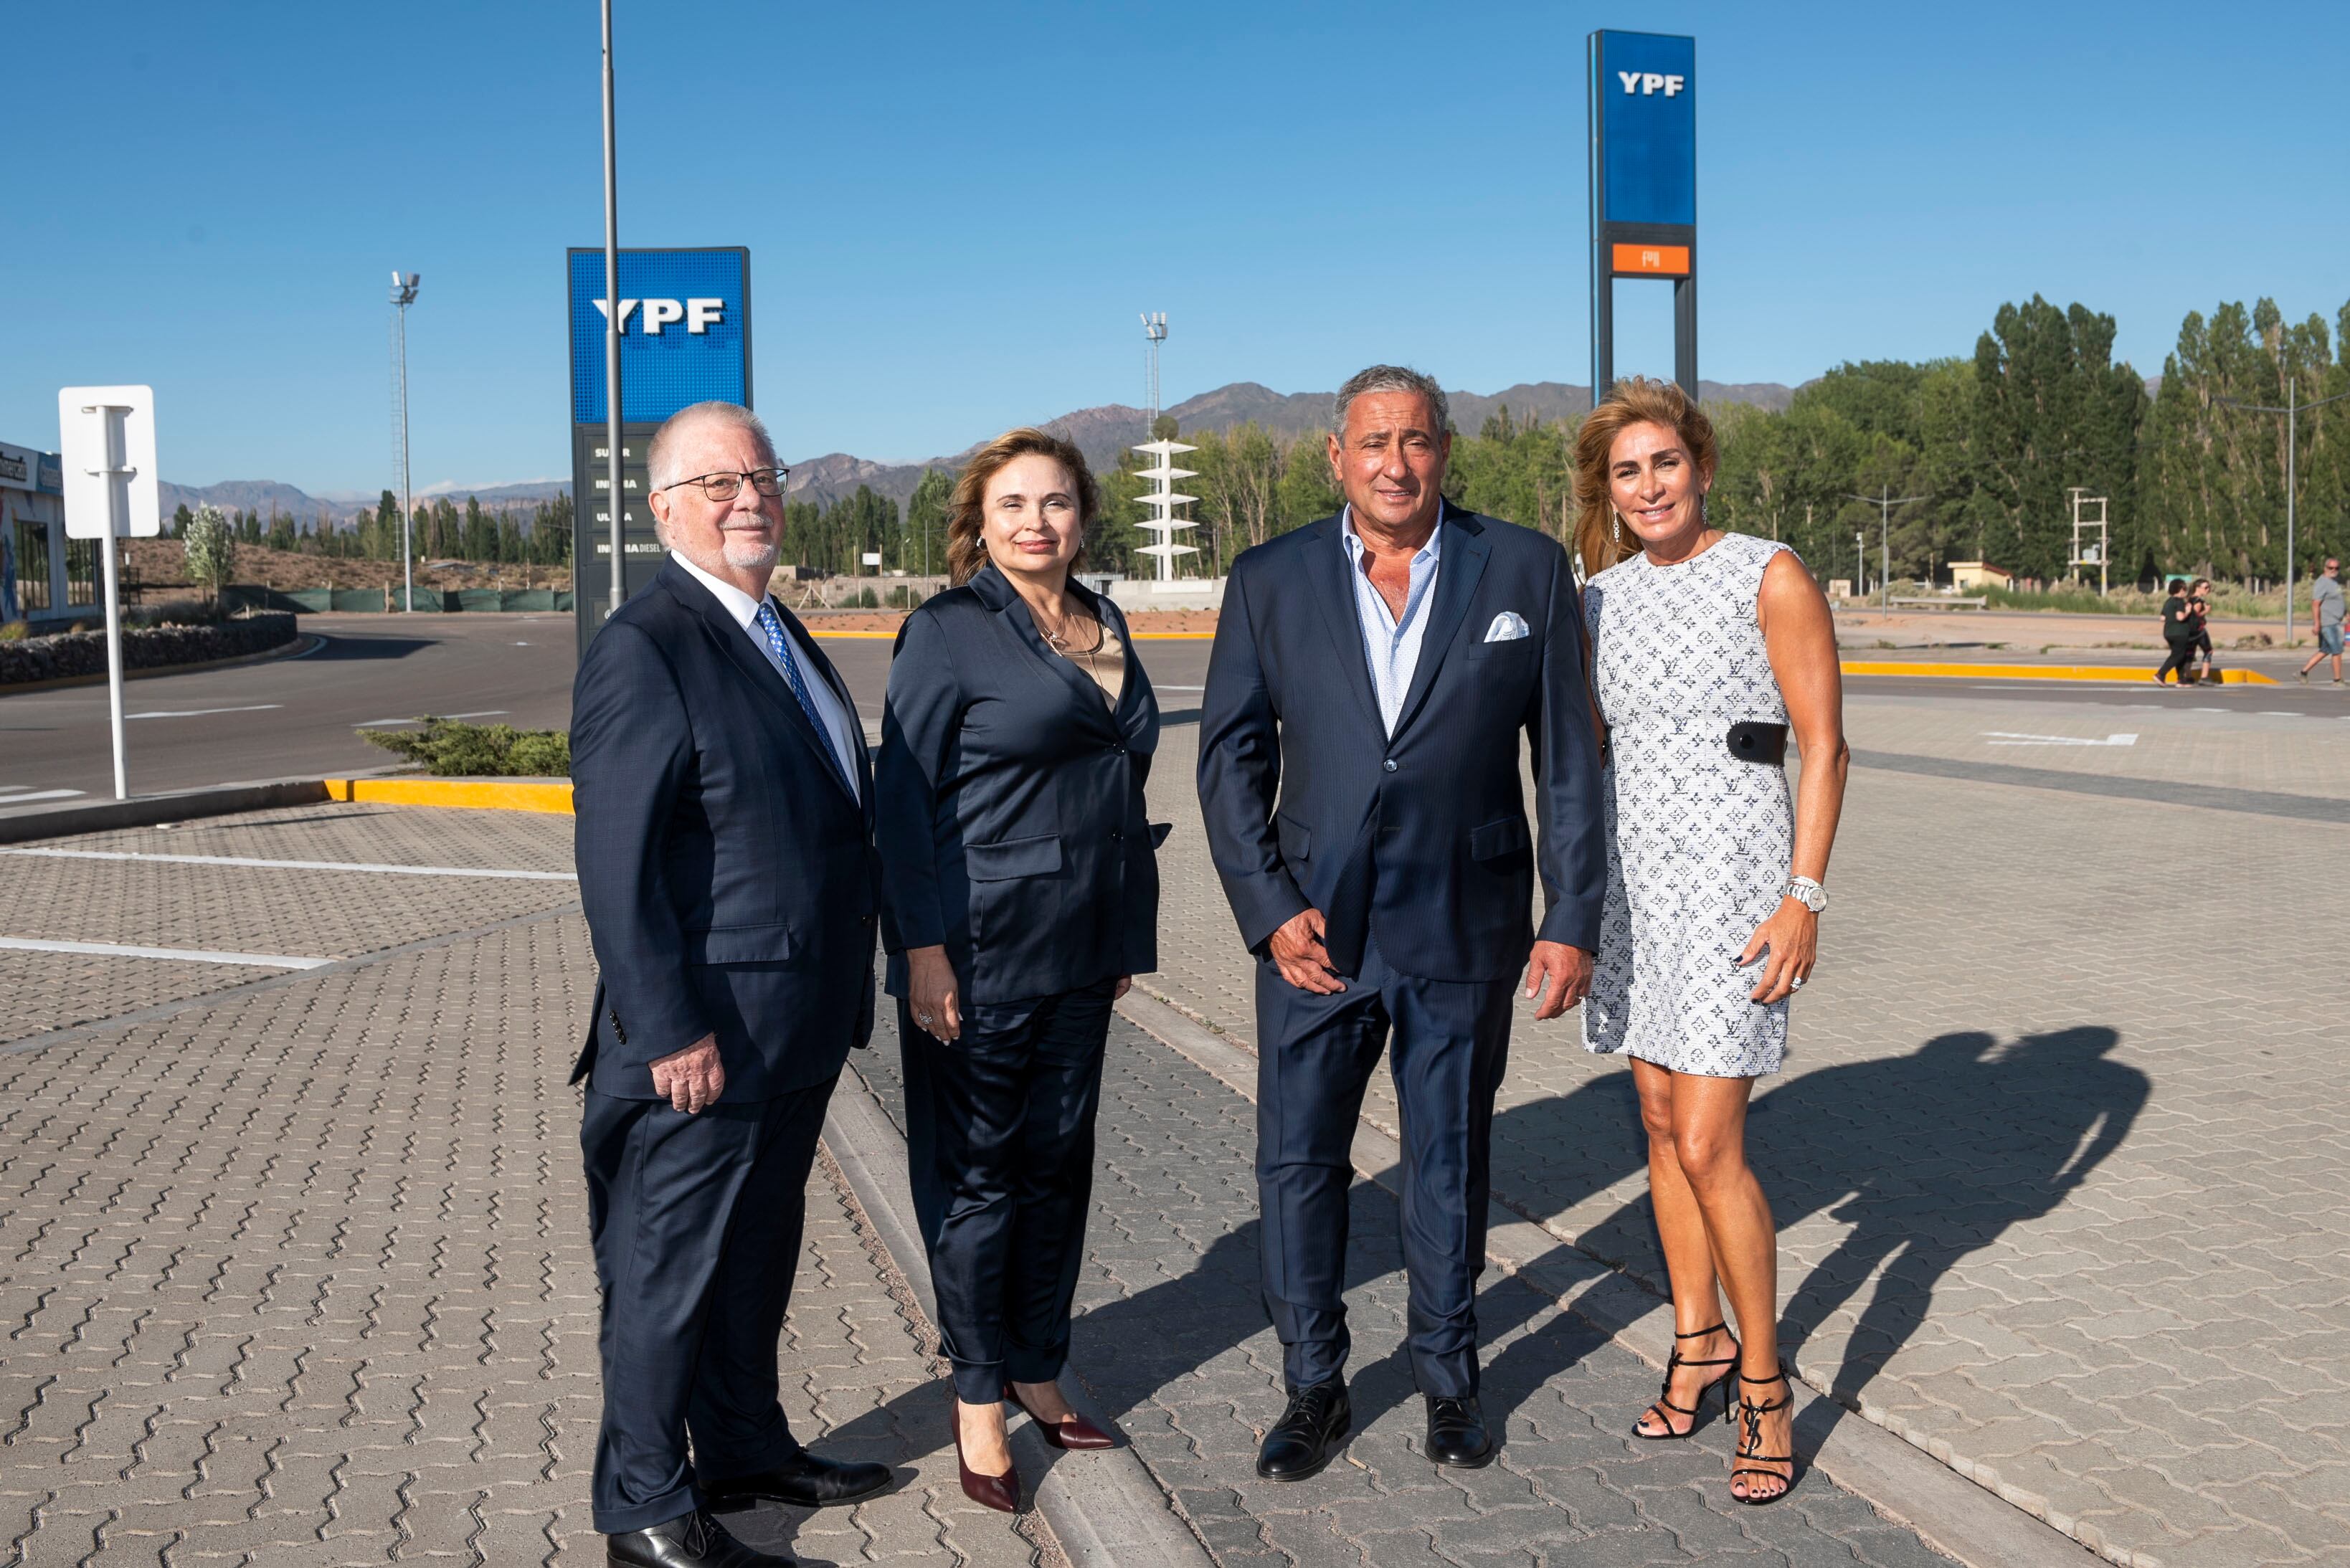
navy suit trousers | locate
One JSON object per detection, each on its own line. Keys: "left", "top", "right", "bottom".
{"left": 580, "top": 1075, "right": 835, "bottom": 1534}
{"left": 900, "top": 982, "right": 1114, "bottom": 1404}
{"left": 1255, "top": 939, "right": 1514, "bottom": 1397}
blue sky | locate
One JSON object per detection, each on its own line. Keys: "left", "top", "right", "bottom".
{"left": 5, "top": 0, "right": 2346, "bottom": 495}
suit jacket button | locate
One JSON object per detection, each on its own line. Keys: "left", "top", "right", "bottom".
{"left": 1383, "top": 758, "right": 1398, "bottom": 773}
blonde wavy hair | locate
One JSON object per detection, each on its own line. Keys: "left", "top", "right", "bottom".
{"left": 1571, "top": 376, "right": 1719, "bottom": 579}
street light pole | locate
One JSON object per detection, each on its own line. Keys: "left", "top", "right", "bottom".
{"left": 389, "top": 272, "right": 420, "bottom": 611}
{"left": 2222, "top": 384, "right": 2350, "bottom": 650}
{"left": 1847, "top": 487, "right": 1925, "bottom": 609}
{"left": 601, "top": 0, "right": 625, "bottom": 617}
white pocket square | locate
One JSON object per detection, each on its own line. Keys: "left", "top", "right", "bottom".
{"left": 1483, "top": 611, "right": 1530, "bottom": 642}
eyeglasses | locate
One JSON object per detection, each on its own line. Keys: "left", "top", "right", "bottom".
{"left": 657, "top": 467, "right": 790, "bottom": 500}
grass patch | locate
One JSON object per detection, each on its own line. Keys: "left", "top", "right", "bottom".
{"left": 362, "top": 717, "right": 569, "bottom": 777}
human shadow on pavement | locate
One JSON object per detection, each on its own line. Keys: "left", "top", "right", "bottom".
{"left": 1484, "top": 1026, "right": 2149, "bottom": 1451}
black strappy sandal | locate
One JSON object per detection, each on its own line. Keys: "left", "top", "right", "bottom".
{"left": 1732, "top": 1364, "right": 1797, "bottom": 1505}
{"left": 1632, "top": 1323, "right": 1738, "bottom": 1440}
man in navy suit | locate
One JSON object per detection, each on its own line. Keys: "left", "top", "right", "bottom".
{"left": 572, "top": 401, "right": 889, "bottom": 1567}
{"left": 1198, "top": 365, "right": 1606, "bottom": 1478}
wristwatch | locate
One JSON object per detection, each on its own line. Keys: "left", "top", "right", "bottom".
{"left": 1783, "top": 876, "right": 1828, "bottom": 913}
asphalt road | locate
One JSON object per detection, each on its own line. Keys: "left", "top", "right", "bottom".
{"left": 4, "top": 613, "right": 2340, "bottom": 807}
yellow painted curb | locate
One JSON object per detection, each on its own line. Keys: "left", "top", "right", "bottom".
{"left": 323, "top": 777, "right": 574, "bottom": 813}
{"left": 1839, "top": 660, "right": 2277, "bottom": 685}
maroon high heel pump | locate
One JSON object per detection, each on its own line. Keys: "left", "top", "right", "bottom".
{"left": 1003, "top": 1382, "right": 1117, "bottom": 1450}
{"left": 953, "top": 1406, "right": 1020, "bottom": 1514}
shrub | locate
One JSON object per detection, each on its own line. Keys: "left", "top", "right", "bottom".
{"left": 853, "top": 587, "right": 881, "bottom": 609}
{"left": 886, "top": 584, "right": 920, "bottom": 609}
{"left": 0, "top": 621, "right": 25, "bottom": 643}
{"left": 361, "top": 717, "right": 571, "bottom": 776}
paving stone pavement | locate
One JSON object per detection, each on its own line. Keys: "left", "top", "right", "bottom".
{"left": 0, "top": 805, "right": 1052, "bottom": 1567}
{"left": 851, "top": 1015, "right": 1956, "bottom": 1566}
{"left": 1143, "top": 695, "right": 2350, "bottom": 1568}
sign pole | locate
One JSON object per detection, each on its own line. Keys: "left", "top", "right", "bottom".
{"left": 96, "top": 412, "right": 128, "bottom": 801}
{"left": 601, "top": 0, "right": 625, "bottom": 617}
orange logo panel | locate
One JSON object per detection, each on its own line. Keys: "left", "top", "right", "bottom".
{"left": 1611, "top": 243, "right": 1690, "bottom": 277}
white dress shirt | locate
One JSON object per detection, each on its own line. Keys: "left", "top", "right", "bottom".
{"left": 1339, "top": 503, "right": 1445, "bottom": 736}
{"left": 671, "top": 551, "right": 863, "bottom": 801}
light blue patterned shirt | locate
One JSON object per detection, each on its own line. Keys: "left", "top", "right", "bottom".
{"left": 1339, "top": 503, "right": 1444, "bottom": 737}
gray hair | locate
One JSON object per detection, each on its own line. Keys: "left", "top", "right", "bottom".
{"left": 1334, "top": 364, "right": 1449, "bottom": 436}
{"left": 645, "top": 401, "right": 777, "bottom": 493}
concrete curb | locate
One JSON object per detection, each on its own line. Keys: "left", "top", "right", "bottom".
{"left": 822, "top": 1071, "right": 1218, "bottom": 1568}
{"left": 1111, "top": 987, "right": 2103, "bottom": 1568}
{"left": 0, "top": 779, "right": 333, "bottom": 843}
{"left": 1841, "top": 658, "right": 2273, "bottom": 685}
{"left": 322, "top": 776, "right": 574, "bottom": 813}
{"left": 0, "top": 631, "right": 324, "bottom": 694}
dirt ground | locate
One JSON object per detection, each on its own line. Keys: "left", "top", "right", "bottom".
{"left": 121, "top": 539, "right": 562, "bottom": 596}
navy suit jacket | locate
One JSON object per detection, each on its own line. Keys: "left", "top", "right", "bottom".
{"left": 875, "top": 565, "right": 1162, "bottom": 1006}
{"left": 1196, "top": 504, "right": 1606, "bottom": 983}
{"left": 569, "top": 558, "right": 878, "bottom": 1101}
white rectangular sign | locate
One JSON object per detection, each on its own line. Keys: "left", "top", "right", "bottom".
{"left": 58, "top": 386, "right": 160, "bottom": 540}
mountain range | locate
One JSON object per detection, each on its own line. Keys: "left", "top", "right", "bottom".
{"left": 160, "top": 377, "right": 1797, "bottom": 521}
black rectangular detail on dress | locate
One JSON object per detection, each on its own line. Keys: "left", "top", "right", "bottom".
{"left": 1726, "top": 721, "right": 1788, "bottom": 766}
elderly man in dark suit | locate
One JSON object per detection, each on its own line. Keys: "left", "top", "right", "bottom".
{"left": 572, "top": 401, "right": 890, "bottom": 1567}
{"left": 1197, "top": 365, "right": 1606, "bottom": 1480}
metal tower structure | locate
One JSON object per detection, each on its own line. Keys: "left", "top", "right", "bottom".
{"left": 2068, "top": 488, "right": 2110, "bottom": 597}
{"left": 1132, "top": 437, "right": 1198, "bottom": 583}
{"left": 389, "top": 270, "right": 420, "bottom": 611}
{"left": 1141, "top": 312, "right": 1167, "bottom": 432}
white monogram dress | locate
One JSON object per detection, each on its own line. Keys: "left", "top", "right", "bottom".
{"left": 1580, "top": 531, "right": 1795, "bottom": 1078}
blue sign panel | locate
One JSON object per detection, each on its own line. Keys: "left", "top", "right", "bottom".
{"left": 1592, "top": 31, "right": 1695, "bottom": 228}
{"left": 567, "top": 247, "right": 751, "bottom": 424}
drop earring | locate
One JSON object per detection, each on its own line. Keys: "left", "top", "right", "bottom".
{"left": 1613, "top": 510, "right": 1626, "bottom": 551}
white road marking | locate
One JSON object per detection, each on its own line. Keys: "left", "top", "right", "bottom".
{"left": 0, "top": 936, "right": 331, "bottom": 969}
{"left": 0, "top": 788, "right": 87, "bottom": 804}
{"left": 1983, "top": 732, "right": 2139, "bottom": 747}
{"left": 125, "top": 704, "right": 283, "bottom": 721}
{"left": 2260, "top": 711, "right": 2304, "bottom": 717}
{"left": 353, "top": 709, "right": 511, "bottom": 728}
{"left": 1, "top": 847, "right": 574, "bottom": 881}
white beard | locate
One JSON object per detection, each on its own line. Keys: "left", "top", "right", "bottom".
{"left": 721, "top": 536, "right": 780, "bottom": 573}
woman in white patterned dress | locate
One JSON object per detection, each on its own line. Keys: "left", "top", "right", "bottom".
{"left": 1574, "top": 379, "right": 1848, "bottom": 1506}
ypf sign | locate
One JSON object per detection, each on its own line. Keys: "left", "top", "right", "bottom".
{"left": 566, "top": 247, "right": 753, "bottom": 651}
{"left": 1588, "top": 30, "right": 1697, "bottom": 399}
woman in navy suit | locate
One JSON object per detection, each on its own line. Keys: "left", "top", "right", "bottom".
{"left": 875, "top": 428, "right": 1161, "bottom": 1514}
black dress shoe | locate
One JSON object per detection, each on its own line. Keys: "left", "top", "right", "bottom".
{"left": 1424, "top": 1394, "right": 1494, "bottom": 1468}
{"left": 703, "top": 1450, "right": 892, "bottom": 1511}
{"left": 606, "top": 1508, "right": 791, "bottom": 1567}
{"left": 1256, "top": 1381, "right": 1351, "bottom": 1481}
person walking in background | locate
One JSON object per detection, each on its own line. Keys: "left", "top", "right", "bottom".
{"left": 2300, "top": 557, "right": 2345, "bottom": 685}
{"left": 570, "top": 401, "right": 891, "bottom": 1567}
{"left": 1197, "top": 364, "right": 1606, "bottom": 1481}
{"left": 2187, "top": 579, "right": 2218, "bottom": 682}
{"left": 876, "top": 429, "right": 1161, "bottom": 1516}
{"left": 1576, "top": 377, "right": 1849, "bottom": 1507}
{"left": 2155, "top": 579, "right": 2197, "bottom": 685}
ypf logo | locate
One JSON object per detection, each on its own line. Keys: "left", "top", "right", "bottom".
{"left": 589, "top": 298, "right": 728, "bottom": 336}
{"left": 1617, "top": 70, "right": 1686, "bottom": 97}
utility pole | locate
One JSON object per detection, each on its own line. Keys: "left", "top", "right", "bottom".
{"left": 1855, "top": 531, "right": 1866, "bottom": 599}
{"left": 2222, "top": 382, "right": 2350, "bottom": 649}
{"left": 389, "top": 272, "right": 420, "bottom": 609}
{"left": 601, "top": 0, "right": 625, "bottom": 617}
{"left": 1847, "top": 486, "right": 1925, "bottom": 609}
{"left": 1141, "top": 313, "right": 1167, "bottom": 435}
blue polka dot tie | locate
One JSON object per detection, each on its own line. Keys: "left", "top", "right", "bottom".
{"left": 755, "top": 599, "right": 855, "bottom": 794}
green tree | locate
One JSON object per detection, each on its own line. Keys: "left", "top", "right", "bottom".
{"left": 905, "top": 467, "right": 954, "bottom": 577}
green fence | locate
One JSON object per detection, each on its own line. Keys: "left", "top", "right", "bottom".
{"left": 220, "top": 584, "right": 572, "bottom": 613}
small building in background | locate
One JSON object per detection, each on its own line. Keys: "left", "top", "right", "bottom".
{"left": 1947, "top": 560, "right": 2012, "bottom": 594}
{"left": 0, "top": 440, "right": 72, "bottom": 626}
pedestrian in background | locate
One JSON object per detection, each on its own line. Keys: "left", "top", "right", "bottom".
{"left": 1576, "top": 377, "right": 1849, "bottom": 1507}
{"left": 1198, "top": 364, "right": 1606, "bottom": 1483}
{"left": 2300, "top": 557, "right": 2345, "bottom": 685}
{"left": 570, "top": 401, "right": 891, "bottom": 1567}
{"left": 2187, "top": 579, "right": 2218, "bottom": 682}
{"left": 876, "top": 428, "right": 1161, "bottom": 1515}
{"left": 2154, "top": 579, "right": 2197, "bottom": 685}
